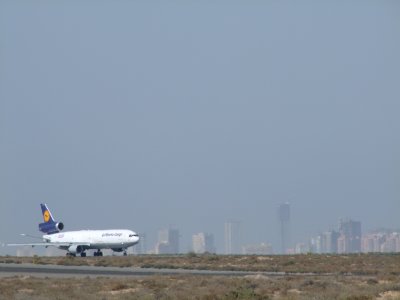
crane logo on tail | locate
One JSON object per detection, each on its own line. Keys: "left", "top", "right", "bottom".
{"left": 43, "top": 210, "right": 50, "bottom": 223}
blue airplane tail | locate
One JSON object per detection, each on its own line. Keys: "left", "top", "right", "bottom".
{"left": 38, "top": 203, "right": 64, "bottom": 234}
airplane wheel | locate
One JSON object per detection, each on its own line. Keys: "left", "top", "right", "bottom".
{"left": 98, "top": 251, "right": 103, "bottom": 256}
{"left": 80, "top": 252, "right": 86, "bottom": 257}
{"left": 123, "top": 251, "right": 127, "bottom": 256}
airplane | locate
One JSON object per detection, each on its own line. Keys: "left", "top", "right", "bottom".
{"left": 8, "top": 203, "right": 140, "bottom": 257}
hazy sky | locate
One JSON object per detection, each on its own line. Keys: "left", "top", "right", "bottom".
{"left": 1, "top": 1, "right": 399, "bottom": 254}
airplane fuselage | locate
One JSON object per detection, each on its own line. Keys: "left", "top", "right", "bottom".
{"left": 44, "top": 229, "right": 139, "bottom": 252}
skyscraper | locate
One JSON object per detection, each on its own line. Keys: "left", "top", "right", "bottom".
{"left": 338, "top": 219, "right": 362, "bottom": 253}
{"left": 321, "top": 230, "right": 339, "bottom": 253}
{"left": 156, "top": 228, "right": 180, "bottom": 254}
{"left": 224, "top": 220, "right": 241, "bottom": 254}
{"left": 192, "top": 232, "right": 216, "bottom": 254}
{"left": 278, "top": 202, "right": 291, "bottom": 254}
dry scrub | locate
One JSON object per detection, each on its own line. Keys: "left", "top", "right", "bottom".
{"left": 1, "top": 254, "right": 400, "bottom": 299}
{"left": 0, "top": 273, "right": 400, "bottom": 299}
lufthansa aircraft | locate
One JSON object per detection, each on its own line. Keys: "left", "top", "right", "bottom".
{"left": 8, "top": 204, "right": 140, "bottom": 257}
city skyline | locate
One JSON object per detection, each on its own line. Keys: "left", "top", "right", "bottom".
{"left": 5, "top": 218, "right": 400, "bottom": 256}
{"left": 143, "top": 219, "right": 399, "bottom": 255}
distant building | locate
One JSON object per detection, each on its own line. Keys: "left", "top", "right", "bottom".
{"left": 362, "top": 231, "right": 400, "bottom": 253}
{"left": 192, "top": 233, "right": 216, "bottom": 254}
{"left": 381, "top": 236, "right": 397, "bottom": 252}
{"left": 337, "top": 235, "right": 347, "bottom": 254}
{"left": 362, "top": 233, "right": 384, "bottom": 253}
{"left": 295, "top": 243, "right": 309, "bottom": 254}
{"left": 320, "top": 230, "right": 339, "bottom": 253}
{"left": 308, "top": 230, "right": 339, "bottom": 254}
{"left": 204, "top": 233, "right": 216, "bottom": 253}
{"left": 379, "top": 232, "right": 397, "bottom": 252}
{"left": 309, "top": 235, "right": 322, "bottom": 253}
{"left": 278, "top": 202, "right": 291, "bottom": 254}
{"left": 224, "top": 220, "right": 241, "bottom": 254}
{"left": 242, "top": 243, "right": 273, "bottom": 255}
{"left": 156, "top": 228, "right": 180, "bottom": 254}
{"left": 192, "top": 233, "right": 204, "bottom": 253}
{"left": 338, "top": 219, "right": 362, "bottom": 253}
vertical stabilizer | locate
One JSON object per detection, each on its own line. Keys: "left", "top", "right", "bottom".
{"left": 38, "top": 204, "right": 64, "bottom": 234}
{"left": 40, "top": 203, "right": 56, "bottom": 224}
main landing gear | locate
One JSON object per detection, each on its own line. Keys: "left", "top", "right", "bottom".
{"left": 66, "top": 252, "right": 87, "bottom": 257}
{"left": 94, "top": 250, "right": 103, "bottom": 257}
{"left": 123, "top": 250, "right": 127, "bottom": 256}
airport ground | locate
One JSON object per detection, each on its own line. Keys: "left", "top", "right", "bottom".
{"left": 0, "top": 253, "right": 399, "bottom": 299}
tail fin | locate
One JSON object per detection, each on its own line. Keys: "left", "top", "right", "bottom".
{"left": 38, "top": 203, "right": 64, "bottom": 234}
{"left": 40, "top": 203, "right": 56, "bottom": 224}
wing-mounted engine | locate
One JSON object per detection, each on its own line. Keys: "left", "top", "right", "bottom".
{"left": 68, "top": 245, "right": 83, "bottom": 255}
{"left": 39, "top": 221, "right": 64, "bottom": 234}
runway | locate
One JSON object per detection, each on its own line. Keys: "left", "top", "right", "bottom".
{"left": 0, "top": 263, "right": 286, "bottom": 278}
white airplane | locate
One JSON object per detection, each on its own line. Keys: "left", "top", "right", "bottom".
{"left": 8, "top": 203, "right": 140, "bottom": 257}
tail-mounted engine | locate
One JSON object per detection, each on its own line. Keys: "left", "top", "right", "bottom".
{"left": 39, "top": 221, "right": 64, "bottom": 234}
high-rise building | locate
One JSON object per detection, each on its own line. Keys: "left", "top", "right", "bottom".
{"left": 321, "top": 230, "right": 340, "bottom": 253}
{"left": 338, "top": 219, "right": 362, "bottom": 253}
{"left": 361, "top": 233, "right": 383, "bottom": 253}
{"left": 192, "top": 233, "right": 216, "bottom": 254}
{"left": 224, "top": 220, "right": 241, "bottom": 254}
{"left": 278, "top": 202, "right": 291, "bottom": 254}
{"left": 310, "top": 235, "right": 322, "bottom": 253}
{"left": 204, "top": 233, "right": 216, "bottom": 253}
{"left": 156, "top": 228, "right": 180, "bottom": 254}
{"left": 362, "top": 231, "right": 400, "bottom": 253}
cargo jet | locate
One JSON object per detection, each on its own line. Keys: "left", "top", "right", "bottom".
{"left": 8, "top": 204, "right": 139, "bottom": 257}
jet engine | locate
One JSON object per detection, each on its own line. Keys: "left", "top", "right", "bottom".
{"left": 39, "top": 221, "right": 64, "bottom": 234}
{"left": 68, "top": 245, "right": 83, "bottom": 255}
{"left": 55, "top": 222, "right": 64, "bottom": 231}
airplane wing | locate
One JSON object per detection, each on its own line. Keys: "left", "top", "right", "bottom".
{"left": 7, "top": 243, "right": 91, "bottom": 248}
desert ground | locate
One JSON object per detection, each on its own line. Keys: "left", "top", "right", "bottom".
{"left": 0, "top": 253, "right": 399, "bottom": 299}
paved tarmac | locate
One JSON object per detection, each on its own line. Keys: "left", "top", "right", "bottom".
{"left": 0, "top": 263, "right": 284, "bottom": 278}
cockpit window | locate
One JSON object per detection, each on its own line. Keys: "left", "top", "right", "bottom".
{"left": 129, "top": 234, "right": 139, "bottom": 237}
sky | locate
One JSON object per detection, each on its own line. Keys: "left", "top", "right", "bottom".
{"left": 1, "top": 1, "right": 399, "bottom": 254}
